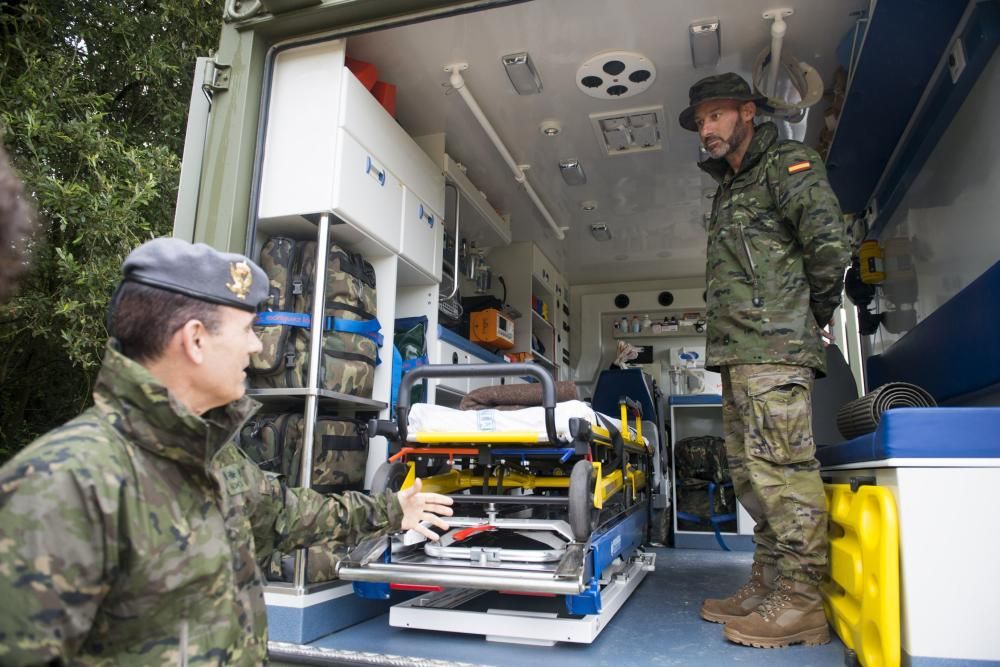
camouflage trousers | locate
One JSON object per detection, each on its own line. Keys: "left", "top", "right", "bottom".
{"left": 721, "top": 363, "right": 828, "bottom": 585}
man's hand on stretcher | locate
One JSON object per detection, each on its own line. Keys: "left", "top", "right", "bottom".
{"left": 398, "top": 478, "right": 454, "bottom": 541}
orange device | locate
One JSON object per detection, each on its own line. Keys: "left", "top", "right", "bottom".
{"left": 470, "top": 308, "right": 515, "bottom": 349}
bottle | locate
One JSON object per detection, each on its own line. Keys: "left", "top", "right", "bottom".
{"left": 631, "top": 315, "right": 641, "bottom": 333}
{"left": 620, "top": 316, "right": 629, "bottom": 332}
{"left": 641, "top": 314, "right": 652, "bottom": 330}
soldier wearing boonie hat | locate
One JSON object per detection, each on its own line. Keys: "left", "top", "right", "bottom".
{"left": 680, "top": 73, "right": 850, "bottom": 649}
{"left": 0, "top": 237, "right": 453, "bottom": 664}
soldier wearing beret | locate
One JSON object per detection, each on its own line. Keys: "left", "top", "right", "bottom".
{"left": 0, "top": 237, "right": 453, "bottom": 665}
{"left": 679, "top": 73, "right": 850, "bottom": 648}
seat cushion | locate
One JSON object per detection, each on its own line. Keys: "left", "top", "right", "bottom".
{"left": 817, "top": 407, "right": 1000, "bottom": 466}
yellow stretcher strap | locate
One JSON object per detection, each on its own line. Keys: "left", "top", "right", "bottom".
{"left": 412, "top": 431, "right": 547, "bottom": 443}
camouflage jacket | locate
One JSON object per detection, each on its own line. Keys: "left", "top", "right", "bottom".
{"left": 0, "top": 343, "right": 403, "bottom": 666}
{"left": 700, "top": 122, "right": 850, "bottom": 376}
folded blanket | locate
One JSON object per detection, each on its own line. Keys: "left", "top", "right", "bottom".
{"left": 459, "top": 380, "right": 579, "bottom": 411}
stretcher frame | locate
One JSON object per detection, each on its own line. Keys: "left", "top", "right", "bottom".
{"left": 336, "top": 363, "right": 655, "bottom": 642}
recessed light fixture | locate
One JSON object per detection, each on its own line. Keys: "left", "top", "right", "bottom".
{"left": 689, "top": 19, "right": 721, "bottom": 69}
{"left": 581, "top": 200, "right": 598, "bottom": 211}
{"left": 590, "top": 223, "right": 613, "bottom": 242}
{"left": 540, "top": 119, "right": 561, "bottom": 136}
{"left": 559, "top": 159, "right": 587, "bottom": 186}
{"left": 502, "top": 52, "right": 543, "bottom": 95}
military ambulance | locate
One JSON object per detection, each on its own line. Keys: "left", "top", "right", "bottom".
{"left": 176, "top": 1, "right": 1000, "bottom": 664}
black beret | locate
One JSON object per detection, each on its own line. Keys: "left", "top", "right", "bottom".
{"left": 121, "top": 238, "right": 269, "bottom": 312}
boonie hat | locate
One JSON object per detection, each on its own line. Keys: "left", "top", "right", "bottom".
{"left": 678, "top": 72, "right": 768, "bottom": 132}
{"left": 121, "top": 237, "right": 269, "bottom": 312}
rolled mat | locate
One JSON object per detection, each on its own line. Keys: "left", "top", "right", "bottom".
{"left": 836, "top": 382, "right": 936, "bottom": 440}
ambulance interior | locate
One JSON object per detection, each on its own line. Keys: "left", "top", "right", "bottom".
{"left": 234, "top": 0, "right": 1000, "bottom": 664}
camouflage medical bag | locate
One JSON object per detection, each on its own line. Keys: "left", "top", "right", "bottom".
{"left": 249, "top": 236, "right": 380, "bottom": 398}
{"left": 674, "top": 435, "right": 736, "bottom": 531}
{"left": 240, "top": 413, "right": 370, "bottom": 584}
{"left": 240, "top": 412, "right": 369, "bottom": 494}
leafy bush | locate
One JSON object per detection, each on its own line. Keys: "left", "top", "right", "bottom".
{"left": 0, "top": 1, "right": 222, "bottom": 458}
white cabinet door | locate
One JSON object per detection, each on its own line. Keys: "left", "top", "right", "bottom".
{"left": 434, "top": 340, "right": 469, "bottom": 394}
{"left": 400, "top": 187, "right": 443, "bottom": 281}
{"left": 466, "top": 353, "right": 492, "bottom": 392}
{"left": 331, "top": 129, "right": 403, "bottom": 251}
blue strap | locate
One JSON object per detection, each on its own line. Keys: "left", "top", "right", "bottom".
{"left": 708, "top": 482, "right": 732, "bottom": 551}
{"left": 328, "top": 317, "right": 384, "bottom": 347}
{"left": 492, "top": 447, "right": 576, "bottom": 463}
{"left": 255, "top": 311, "right": 310, "bottom": 327}
{"left": 255, "top": 311, "right": 383, "bottom": 365}
{"left": 390, "top": 345, "right": 403, "bottom": 418}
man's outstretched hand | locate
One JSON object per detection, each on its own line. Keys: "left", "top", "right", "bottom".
{"left": 397, "top": 477, "right": 454, "bottom": 541}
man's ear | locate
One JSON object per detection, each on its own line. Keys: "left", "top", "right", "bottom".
{"left": 741, "top": 101, "right": 757, "bottom": 123}
{"left": 175, "top": 319, "right": 207, "bottom": 365}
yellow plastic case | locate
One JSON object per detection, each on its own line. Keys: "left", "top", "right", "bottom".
{"left": 822, "top": 483, "right": 901, "bottom": 667}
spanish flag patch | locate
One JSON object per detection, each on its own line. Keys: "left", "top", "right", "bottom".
{"left": 787, "top": 161, "right": 811, "bottom": 174}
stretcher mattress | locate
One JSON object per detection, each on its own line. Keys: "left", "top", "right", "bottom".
{"left": 407, "top": 400, "right": 645, "bottom": 444}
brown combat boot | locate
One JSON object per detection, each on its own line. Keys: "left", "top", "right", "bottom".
{"left": 700, "top": 561, "right": 777, "bottom": 623}
{"left": 723, "top": 576, "right": 831, "bottom": 648}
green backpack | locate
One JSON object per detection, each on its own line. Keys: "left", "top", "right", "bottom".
{"left": 249, "top": 236, "right": 380, "bottom": 398}
{"left": 240, "top": 413, "right": 370, "bottom": 584}
{"left": 240, "top": 413, "right": 369, "bottom": 494}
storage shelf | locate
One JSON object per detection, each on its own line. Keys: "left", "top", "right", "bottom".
{"left": 531, "top": 309, "right": 554, "bottom": 331}
{"left": 247, "top": 388, "right": 387, "bottom": 411}
{"left": 531, "top": 352, "right": 556, "bottom": 368}
{"left": 612, "top": 327, "right": 702, "bottom": 340}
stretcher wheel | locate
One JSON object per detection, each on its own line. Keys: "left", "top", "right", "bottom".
{"left": 371, "top": 461, "right": 408, "bottom": 493}
{"left": 568, "top": 460, "right": 599, "bottom": 541}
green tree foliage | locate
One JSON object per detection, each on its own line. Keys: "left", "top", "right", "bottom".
{"left": 0, "top": 1, "right": 222, "bottom": 458}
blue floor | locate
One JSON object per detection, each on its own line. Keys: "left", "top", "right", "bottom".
{"left": 308, "top": 547, "right": 849, "bottom": 666}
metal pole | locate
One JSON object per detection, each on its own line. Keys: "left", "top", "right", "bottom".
{"left": 293, "top": 212, "right": 330, "bottom": 592}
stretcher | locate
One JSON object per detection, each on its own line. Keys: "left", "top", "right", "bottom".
{"left": 336, "top": 363, "right": 656, "bottom": 644}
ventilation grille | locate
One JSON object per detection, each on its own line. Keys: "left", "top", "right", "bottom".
{"left": 590, "top": 106, "right": 664, "bottom": 156}
{"left": 576, "top": 51, "right": 656, "bottom": 100}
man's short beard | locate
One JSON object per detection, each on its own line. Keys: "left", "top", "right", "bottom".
{"left": 706, "top": 119, "right": 750, "bottom": 159}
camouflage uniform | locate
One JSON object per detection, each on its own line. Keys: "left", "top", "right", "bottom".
{"left": 0, "top": 343, "right": 403, "bottom": 665}
{"left": 701, "top": 121, "right": 850, "bottom": 585}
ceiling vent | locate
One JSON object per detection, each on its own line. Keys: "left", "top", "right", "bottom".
{"left": 576, "top": 51, "right": 656, "bottom": 100}
{"left": 590, "top": 106, "right": 664, "bottom": 156}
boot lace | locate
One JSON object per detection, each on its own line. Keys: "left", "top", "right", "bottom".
{"left": 754, "top": 578, "right": 792, "bottom": 620}
{"left": 732, "top": 564, "right": 768, "bottom": 601}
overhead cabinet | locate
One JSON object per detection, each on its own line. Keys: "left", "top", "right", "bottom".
{"left": 258, "top": 38, "right": 444, "bottom": 282}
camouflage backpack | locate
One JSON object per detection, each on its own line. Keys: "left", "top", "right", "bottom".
{"left": 674, "top": 435, "right": 729, "bottom": 484}
{"left": 240, "top": 413, "right": 369, "bottom": 584}
{"left": 674, "top": 435, "right": 735, "bottom": 525}
{"left": 240, "top": 413, "right": 369, "bottom": 494}
{"left": 249, "top": 236, "right": 380, "bottom": 398}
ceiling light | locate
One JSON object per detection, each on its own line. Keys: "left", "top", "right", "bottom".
{"left": 581, "top": 200, "right": 598, "bottom": 211}
{"left": 502, "top": 52, "right": 543, "bottom": 95}
{"left": 540, "top": 119, "right": 561, "bottom": 136}
{"left": 689, "top": 19, "right": 721, "bottom": 69}
{"left": 559, "top": 159, "right": 587, "bottom": 186}
{"left": 590, "top": 223, "right": 612, "bottom": 242}
{"left": 590, "top": 106, "right": 665, "bottom": 156}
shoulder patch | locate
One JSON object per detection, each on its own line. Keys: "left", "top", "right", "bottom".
{"left": 787, "top": 160, "right": 811, "bottom": 174}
